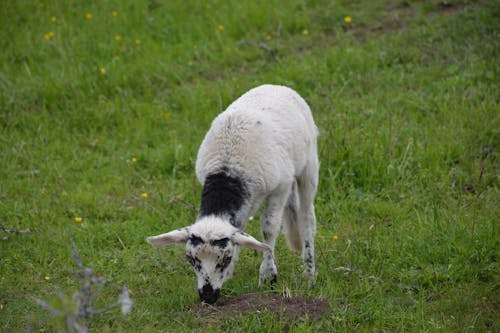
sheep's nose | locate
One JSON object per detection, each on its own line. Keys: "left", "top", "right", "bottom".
{"left": 199, "top": 284, "right": 220, "bottom": 304}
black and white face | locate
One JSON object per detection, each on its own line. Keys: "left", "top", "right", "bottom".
{"left": 185, "top": 234, "right": 234, "bottom": 304}
{"left": 146, "top": 216, "right": 270, "bottom": 304}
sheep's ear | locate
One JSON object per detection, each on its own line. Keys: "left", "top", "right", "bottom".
{"left": 146, "top": 228, "right": 189, "bottom": 247}
{"left": 231, "top": 232, "right": 270, "bottom": 252}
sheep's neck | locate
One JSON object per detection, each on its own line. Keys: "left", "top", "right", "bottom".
{"left": 199, "top": 171, "right": 249, "bottom": 228}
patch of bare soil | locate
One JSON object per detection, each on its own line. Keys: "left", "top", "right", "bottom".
{"left": 436, "top": 2, "right": 468, "bottom": 15}
{"left": 355, "top": 2, "right": 471, "bottom": 39}
{"left": 197, "top": 293, "right": 330, "bottom": 322}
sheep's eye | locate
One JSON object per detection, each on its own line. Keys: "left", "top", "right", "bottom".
{"left": 186, "top": 254, "right": 195, "bottom": 266}
{"left": 211, "top": 238, "right": 230, "bottom": 249}
{"left": 188, "top": 235, "right": 204, "bottom": 246}
{"left": 186, "top": 254, "right": 201, "bottom": 270}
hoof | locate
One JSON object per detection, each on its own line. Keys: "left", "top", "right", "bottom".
{"left": 303, "top": 267, "right": 315, "bottom": 278}
{"left": 259, "top": 273, "right": 277, "bottom": 287}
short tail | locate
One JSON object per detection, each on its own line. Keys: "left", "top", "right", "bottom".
{"left": 283, "top": 180, "right": 302, "bottom": 253}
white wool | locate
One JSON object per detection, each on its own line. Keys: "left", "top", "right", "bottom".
{"left": 189, "top": 216, "right": 237, "bottom": 240}
{"left": 196, "top": 84, "right": 318, "bottom": 194}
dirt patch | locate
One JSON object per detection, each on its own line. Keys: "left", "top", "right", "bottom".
{"left": 436, "top": 2, "right": 468, "bottom": 15}
{"left": 197, "top": 293, "right": 330, "bottom": 322}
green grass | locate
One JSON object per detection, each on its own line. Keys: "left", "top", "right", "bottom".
{"left": 1, "top": 0, "right": 498, "bottom": 331}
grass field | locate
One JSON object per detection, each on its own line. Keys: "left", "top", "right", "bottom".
{"left": 1, "top": 0, "right": 499, "bottom": 331}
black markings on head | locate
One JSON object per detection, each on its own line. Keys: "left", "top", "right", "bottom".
{"left": 216, "top": 255, "right": 232, "bottom": 272}
{"left": 199, "top": 168, "right": 249, "bottom": 228}
{"left": 188, "top": 235, "right": 204, "bottom": 247}
{"left": 211, "top": 238, "right": 230, "bottom": 249}
{"left": 186, "top": 253, "right": 202, "bottom": 271}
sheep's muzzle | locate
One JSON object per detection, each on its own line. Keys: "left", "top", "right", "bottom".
{"left": 199, "top": 284, "right": 220, "bottom": 304}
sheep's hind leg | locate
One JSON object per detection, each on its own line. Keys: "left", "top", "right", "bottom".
{"left": 258, "top": 186, "right": 290, "bottom": 286}
{"left": 300, "top": 207, "right": 316, "bottom": 277}
{"left": 297, "top": 160, "right": 319, "bottom": 279}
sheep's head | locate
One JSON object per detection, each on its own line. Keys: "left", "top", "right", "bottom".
{"left": 147, "top": 216, "right": 269, "bottom": 304}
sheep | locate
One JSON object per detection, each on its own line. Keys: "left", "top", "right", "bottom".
{"left": 147, "top": 84, "right": 319, "bottom": 304}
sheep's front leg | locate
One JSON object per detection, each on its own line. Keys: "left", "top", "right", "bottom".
{"left": 259, "top": 187, "right": 290, "bottom": 286}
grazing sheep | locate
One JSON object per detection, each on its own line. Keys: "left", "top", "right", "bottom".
{"left": 147, "top": 84, "right": 319, "bottom": 304}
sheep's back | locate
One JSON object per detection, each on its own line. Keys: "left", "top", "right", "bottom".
{"left": 196, "top": 85, "right": 317, "bottom": 193}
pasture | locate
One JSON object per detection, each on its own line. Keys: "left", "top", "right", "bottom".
{"left": 1, "top": 0, "right": 498, "bottom": 331}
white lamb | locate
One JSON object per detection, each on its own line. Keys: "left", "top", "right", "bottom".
{"left": 147, "top": 84, "right": 319, "bottom": 304}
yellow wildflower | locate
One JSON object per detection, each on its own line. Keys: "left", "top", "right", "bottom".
{"left": 43, "top": 31, "right": 55, "bottom": 41}
{"left": 302, "top": 29, "right": 309, "bottom": 36}
{"left": 140, "top": 193, "right": 149, "bottom": 199}
{"left": 51, "top": 16, "right": 57, "bottom": 23}
{"left": 332, "top": 234, "right": 339, "bottom": 241}
{"left": 344, "top": 16, "right": 352, "bottom": 24}
{"left": 217, "top": 24, "right": 225, "bottom": 31}
{"left": 85, "top": 12, "right": 93, "bottom": 20}
{"left": 115, "top": 35, "right": 122, "bottom": 42}
{"left": 99, "top": 67, "right": 106, "bottom": 75}
{"left": 74, "top": 216, "right": 83, "bottom": 223}
{"left": 112, "top": 11, "right": 118, "bottom": 17}
{"left": 131, "top": 156, "right": 138, "bottom": 163}
{"left": 44, "top": 276, "right": 51, "bottom": 281}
